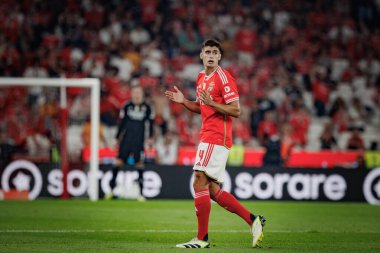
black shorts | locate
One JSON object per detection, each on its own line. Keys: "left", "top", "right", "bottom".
{"left": 118, "top": 143, "right": 144, "bottom": 165}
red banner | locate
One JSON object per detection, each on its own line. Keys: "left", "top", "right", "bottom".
{"left": 82, "top": 147, "right": 362, "bottom": 168}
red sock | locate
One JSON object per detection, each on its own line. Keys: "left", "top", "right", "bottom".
{"left": 213, "top": 189, "right": 253, "bottom": 225}
{"left": 194, "top": 189, "right": 211, "bottom": 240}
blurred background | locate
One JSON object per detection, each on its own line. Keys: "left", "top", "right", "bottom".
{"left": 1, "top": 3, "right": 380, "bottom": 252}
{"left": 0, "top": 0, "right": 380, "bottom": 171}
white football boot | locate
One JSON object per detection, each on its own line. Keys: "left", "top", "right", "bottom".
{"left": 251, "top": 215, "right": 266, "bottom": 248}
{"left": 176, "top": 238, "right": 210, "bottom": 248}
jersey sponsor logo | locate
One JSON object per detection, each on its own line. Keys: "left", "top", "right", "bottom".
{"left": 234, "top": 172, "right": 347, "bottom": 201}
{"left": 224, "top": 91, "right": 235, "bottom": 98}
{"left": 1, "top": 160, "right": 43, "bottom": 200}
{"left": 47, "top": 169, "right": 162, "bottom": 198}
{"left": 1, "top": 160, "right": 164, "bottom": 199}
{"left": 127, "top": 106, "right": 146, "bottom": 120}
{"left": 225, "top": 97, "right": 239, "bottom": 104}
{"left": 363, "top": 167, "right": 380, "bottom": 205}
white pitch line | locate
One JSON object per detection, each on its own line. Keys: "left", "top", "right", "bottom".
{"left": 0, "top": 229, "right": 379, "bottom": 234}
{"left": 0, "top": 229, "right": 282, "bottom": 233}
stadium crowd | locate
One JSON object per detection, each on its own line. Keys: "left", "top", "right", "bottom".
{"left": 0, "top": 0, "right": 380, "bottom": 165}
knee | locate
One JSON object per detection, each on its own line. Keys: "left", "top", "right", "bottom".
{"left": 193, "top": 172, "right": 209, "bottom": 191}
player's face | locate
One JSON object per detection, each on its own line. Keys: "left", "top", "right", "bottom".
{"left": 131, "top": 87, "right": 144, "bottom": 105}
{"left": 200, "top": 46, "right": 221, "bottom": 69}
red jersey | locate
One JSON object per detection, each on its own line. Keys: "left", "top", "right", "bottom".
{"left": 196, "top": 66, "right": 239, "bottom": 148}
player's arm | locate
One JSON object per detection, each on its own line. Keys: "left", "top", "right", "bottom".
{"left": 199, "top": 90, "right": 241, "bottom": 118}
{"left": 116, "top": 104, "right": 131, "bottom": 141}
{"left": 165, "top": 86, "right": 201, "bottom": 114}
{"left": 146, "top": 105, "right": 154, "bottom": 138}
{"left": 183, "top": 98, "right": 201, "bottom": 114}
{"left": 116, "top": 108, "right": 127, "bottom": 140}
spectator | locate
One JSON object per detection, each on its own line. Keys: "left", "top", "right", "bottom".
{"left": 23, "top": 57, "right": 48, "bottom": 106}
{"left": 100, "top": 92, "right": 119, "bottom": 127}
{"left": 267, "top": 77, "right": 287, "bottom": 108}
{"left": 346, "top": 128, "right": 365, "bottom": 150}
{"left": 356, "top": 80, "right": 378, "bottom": 121}
{"left": 139, "top": 67, "right": 159, "bottom": 88}
{"left": 284, "top": 76, "right": 303, "bottom": 105}
{"left": 233, "top": 119, "right": 251, "bottom": 145}
{"left": 332, "top": 106, "right": 350, "bottom": 133}
{"left": 262, "top": 133, "right": 283, "bottom": 167}
{"left": 257, "top": 88, "right": 276, "bottom": 120}
{"left": 156, "top": 131, "right": 178, "bottom": 165}
{"left": 130, "top": 24, "right": 151, "bottom": 46}
{"left": 109, "top": 52, "right": 133, "bottom": 82}
{"left": 123, "top": 44, "right": 142, "bottom": 75}
{"left": 280, "top": 123, "right": 295, "bottom": 164}
{"left": 312, "top": 72, "right": 329, "bottom": 117}
{"left": 249, "top": 100, "right": 261, "bottom": 138}
{"left": 139, "top": 0, "right": 159, "bottom": 26}
{"left": 320, "top": 122, "right": 338, "bottom": 150}
{"left": 257, "top": 111, "right": 278, "bottom": 146}
{"left": 176, "top": 21, "right": 203, "bottom": 56}
{"left": 227, "top": 138, "right": 245, "bottom": 167}
{"left": 100, "top": 66, "right": 122, "bottom": 126}
{"left": 234, "top": 18, "right": 257, "bottom": 65}
{"left": 348, "top": 96, "right": 369, "bottom": 126}
{"left": 329, "top": 97, "right": 349, "bottom": 133}
{"left": 82, "top": 50, "right": 106, "bottom": 78}
{"left": 69, "top": 93, "right": 91, "bottom": 124}
{"left": 6, "top": 104, "right": 29, "bottom": 152}
{"left": 81, "top": 116, "right": 107, "bottom": 150}
{"left": 141, "top": 40, "right": 164, "bottom": 77}
{"left": 144, "top": 138, "right": 158, "bottom": 164}
{"left": 26, "top": 127, "right": 51, "bottom": 157}
{"left": 289, "top": 102, "right": 310, "bottom": 148}
{"left": 358, "top": 54, "right": 380, "bottom": 78}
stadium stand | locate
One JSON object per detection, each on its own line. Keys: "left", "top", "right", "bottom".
{"left": 0, "top": 0, "right": 379, "bottom": 165}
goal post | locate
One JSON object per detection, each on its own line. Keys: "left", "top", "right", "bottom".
{"left": 0, "top": 78, "right": 100, "bottom": 201}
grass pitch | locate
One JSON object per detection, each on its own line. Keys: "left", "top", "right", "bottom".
{"left": 0, "top": 200, "right": 379, "bottom": 253}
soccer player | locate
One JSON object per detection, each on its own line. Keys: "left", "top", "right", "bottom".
{"left": 109, "top": 85, "right": 154, "bottom": 201}
{"left": 165, "top": 39, "right": 266, "bottom": 248}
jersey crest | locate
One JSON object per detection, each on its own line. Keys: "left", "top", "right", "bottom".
{"left": 208, "top": 83, "right": 215, "bottom": 92}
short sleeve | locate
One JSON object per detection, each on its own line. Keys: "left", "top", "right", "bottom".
{"left": 219, "top": 70, "right": 239, "bottom": 104}
{"left": 147, "top": 104, "right": 155, "bottom": 120}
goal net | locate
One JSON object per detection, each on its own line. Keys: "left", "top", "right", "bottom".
{"left": 0, "top": 78, "right": 100, "bottom": 201}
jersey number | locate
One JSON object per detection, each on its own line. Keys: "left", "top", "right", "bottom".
{"left": 199, "top": 150, "right": 204, "bottom": 160}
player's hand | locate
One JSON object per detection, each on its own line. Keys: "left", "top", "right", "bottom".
{"left": 165, "top": 86, "right": 185, "bottom": 104}
{"left": 199, "top": 90, "right": 213, "bottom": 105}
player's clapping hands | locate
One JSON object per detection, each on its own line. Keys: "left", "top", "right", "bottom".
{"left": 199, "top": 90, "right": 213, "bottom": 105}
{"left": 165, "top": 86, "right": 185, "bottom": 104}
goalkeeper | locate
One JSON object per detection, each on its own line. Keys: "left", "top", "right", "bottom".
{"left": 109, "top": 85, "right": 154, "bottom": 201}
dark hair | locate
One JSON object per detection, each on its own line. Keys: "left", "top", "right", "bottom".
{"left": 202, "top": 39, "right": 224, "bottom": 56}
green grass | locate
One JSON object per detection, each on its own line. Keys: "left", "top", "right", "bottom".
{"left": 0, "top": 200, "right": 380, "bottom": 253}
